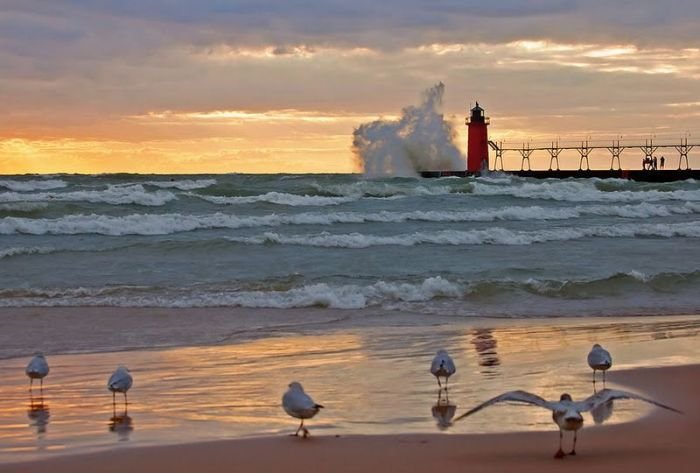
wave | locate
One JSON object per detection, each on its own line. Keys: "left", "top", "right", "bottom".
{"left": 0, "top": 246, "right": 56, "bottom": 260}
{"left": 470, "top": 179, "right": 700, "bottom": 203}
{"left": 144, "top": 179, "right": 217, "bottom": 190}
{"left": 2, "top": 271, "right": 698, "bottom": 309}
{"left": 0, "top": 179, "right": 67, "bottom": 192}
{"left": 309, "top": 181, "right": 463, "bottom": 198}
{"left": 0, "top": 202, "right": 49, "bottom": 213}
{"left": 2, "top": 202, "right": 699, "bottom": 236}
{"left": 225, "top": 221, "right": 700, "bottom": 248}
{"left": 0, "top": 184, "right": 176, "bottom": 206}
{"left": 189, "top": 191, "right": 358, "bottom": 206}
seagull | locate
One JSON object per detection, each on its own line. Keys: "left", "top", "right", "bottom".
{"left": 587, "top": 344, "right": 612, "bottom": 383}
{"left": 108, "top": 366, "right": 133, "bottom": 407}
{"left": 25, "top": 353, "right": 49, "bottom": 391}
{"left": 282, "top": 382, "right": 324, "bottom": 438}
{"left": 430, "top": 349, "right": 456, "bottom": 389}
{"left": 454, "top": 388, "right": 681, "bottom": 458}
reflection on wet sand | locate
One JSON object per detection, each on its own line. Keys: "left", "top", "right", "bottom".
{"left": 27, "top": 396, "right": 50, "bottom": 436}
{"left": 471, "top": 329, "right": 501, "bottom": 376}
{"left": 109, "top": 407, "right": 134, "bottom": 441}
{"left": 1, "top": 315, "right": 700, "bottom": 462}
{"left": 431, "top": 389, "right": 457, "bottom": 430}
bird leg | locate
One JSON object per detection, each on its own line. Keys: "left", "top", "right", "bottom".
{"left": 592, "top": 369, "right": 597, "bottom": 384}
{"left": 569, "top": 431, "right": 578, "bottom": 456}
{"left": 437, "top": 377, "right": 442, "bottom": 389}
{"left": 29, "top": 378, "right": 33, "bottom": 392}
{"left": 554, "top": 430, "right": 566, "bottom": 459}
{"left": 294, "top": 419, "right": 304, "bottom": 437}
{"left": 603, "top": 370, "right": 606, "bottom": 385}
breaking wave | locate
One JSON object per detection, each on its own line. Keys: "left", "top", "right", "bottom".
{"left": 189, "top": 191, "right": 358, "bottom": 206}
{"left": 0, "top": 246, "right": 57, "bottom": 260}
{"left": 2, "top": 203, "right": 699, "bottom": 236}
{"left": 0, "top": 179, "right": 67, "bottom": 192}
{"left": 226, "top": 221, "right": 700, "bottom": 248}
{"left": 471, "top": 179, "right": 700, "bottom": 203}
{"left": 1, "top": 271, "right": 698, "bottom": 310}
{"left": 0, "top": 184, "right": 177, "bottom": 206}
{"left": 144, "top": 179, "right": 217, "bottom": 190}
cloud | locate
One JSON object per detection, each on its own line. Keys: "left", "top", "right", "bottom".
{"left": 1, "top": 1, "right": 699, "bottom": 172}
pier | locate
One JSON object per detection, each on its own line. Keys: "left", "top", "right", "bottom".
{"left": 422, "top": 103, "right": 699, "bottom": 181}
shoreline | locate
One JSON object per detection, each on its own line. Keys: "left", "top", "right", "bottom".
{"left": 2, "top": 306, "right": 699, "bottom": 361}
{"left": 1, "top": 364, "right": 696, "bottom": 473}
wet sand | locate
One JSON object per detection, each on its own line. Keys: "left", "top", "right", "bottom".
{"left": 1, "top": 308, "right": 699, "bottom": 469}
{"left": 0, "top": 364, "right": 696, "bottom": 473}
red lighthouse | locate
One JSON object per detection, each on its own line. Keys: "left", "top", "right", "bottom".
{"left": 466, "top": 102, "right": 490, "bottom": 172}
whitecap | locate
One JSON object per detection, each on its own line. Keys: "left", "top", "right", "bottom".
{"left": 0, "top": 179, "right": 67, "bottom": 192}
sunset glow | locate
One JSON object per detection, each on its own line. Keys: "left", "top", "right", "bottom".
{"left": 1, "top": 1, "right": 699, "bottom": 174}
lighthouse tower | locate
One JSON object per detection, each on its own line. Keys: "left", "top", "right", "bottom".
{"left": 466, "top": 102, "right": 490, "bottom": 172}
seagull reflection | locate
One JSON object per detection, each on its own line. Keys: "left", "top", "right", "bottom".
{"left": 471, "top": 329, "right": 501, "bottom": 374}
{"left": 109, "top": 406, "right": 134, "bottom": 441}
{"left": 27, "top": 396, "right": 50, "bottom": 436}
{"left": 431, "top": 389, "right": 457, "bottom": 430}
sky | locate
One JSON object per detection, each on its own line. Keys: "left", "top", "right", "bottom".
{"left": 1, "top": 0, "right": 699, "bottom": 174}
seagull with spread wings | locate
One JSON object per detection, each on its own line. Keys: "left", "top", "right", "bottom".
{"left": 454, "top": 388, "right": 681, "bottom": 458}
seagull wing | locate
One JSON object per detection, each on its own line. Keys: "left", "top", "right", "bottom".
{"left": 26, "top": 356, "right": 49, "bottom": 376}
{"left": 587, "top": 348, "right": 611, "bottom": 367}
{"left": 108, "top": 370, "right": 133, "bottom": 391}
{"left": 578, "top": 389, "right": 682, "bottom": 414}
{"left": 454, "top": 390, "right": 555, "bottom": 423}
{"left": 283, "top": 389, "right": 317, "bottom": 412}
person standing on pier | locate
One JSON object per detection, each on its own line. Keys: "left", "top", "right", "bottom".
{"left": 660, "top": 156, "right": 665, "bottom": 169}
{"left": 653, "top": 156, "right": 658, "bottom": 170}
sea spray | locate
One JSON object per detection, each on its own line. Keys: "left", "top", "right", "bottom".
{"left": 353, "top": 83, "right": 464, "bottom": 176}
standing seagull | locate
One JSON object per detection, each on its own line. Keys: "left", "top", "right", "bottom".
{"left": 430, "top": 349, "right": 456, "bottom": 389}
{"left": 587, "top": 344, "right": 612, "bottom": 383}
{"left": 26, "top": 353, "right": 50, "bottom": 391}
{"left": 108, "top": 366, "right": 133, "bottom": 408}
{"left": 282, "top": 382, "right": 324, "bottom": 438}
{"left": 454, "top": 388, "right": 681, "bottom": 458}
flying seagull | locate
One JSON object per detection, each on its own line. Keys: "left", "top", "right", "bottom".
{"left": 587, "top": 344, "right": 612, "bottom": 383}
{"left": 282, "top": 382, "right": 324, "bottom": 438}
{"left": 108, "top": 366, "right": 133, "bottom": 407}
{"left": 454, "top": 388, "right": 681, "bottom": 458}
{"left": 430, "top": 349, "right": 456, "bottom": 389}
{"left": 26, "top": 353, "right": 50, "bottom": 391}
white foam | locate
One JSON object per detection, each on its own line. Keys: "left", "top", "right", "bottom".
{"left": 0, "top": 246, "right": 56, "bottom": 259}
{"left": 190, "top": 191, "right": 357, "bottom": 206}
{"left": 0, "top": 276, "right": 463, "bottom": 309}
{"left": 471, "top": 179, "right": 700, "bottom": 203}
{"left": 225, "top": 221, "right": 700, "bottom": 248}
{"left": 311, "top": 181, "right": 455, "bottom": 198}
{"left": 145, "top": 179, "right": 217, "bottom": 190}
{"left": 2, "top": 203, "right": 698, "bottom": 236}
{"left": 0, "top": 179, "right": 67, "bottom": 192}
{"left": 0, "top": 184, "right": 176, "bottom": 206}
{"left": 0, "top": 202, "right": 49, "bottom": 212}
